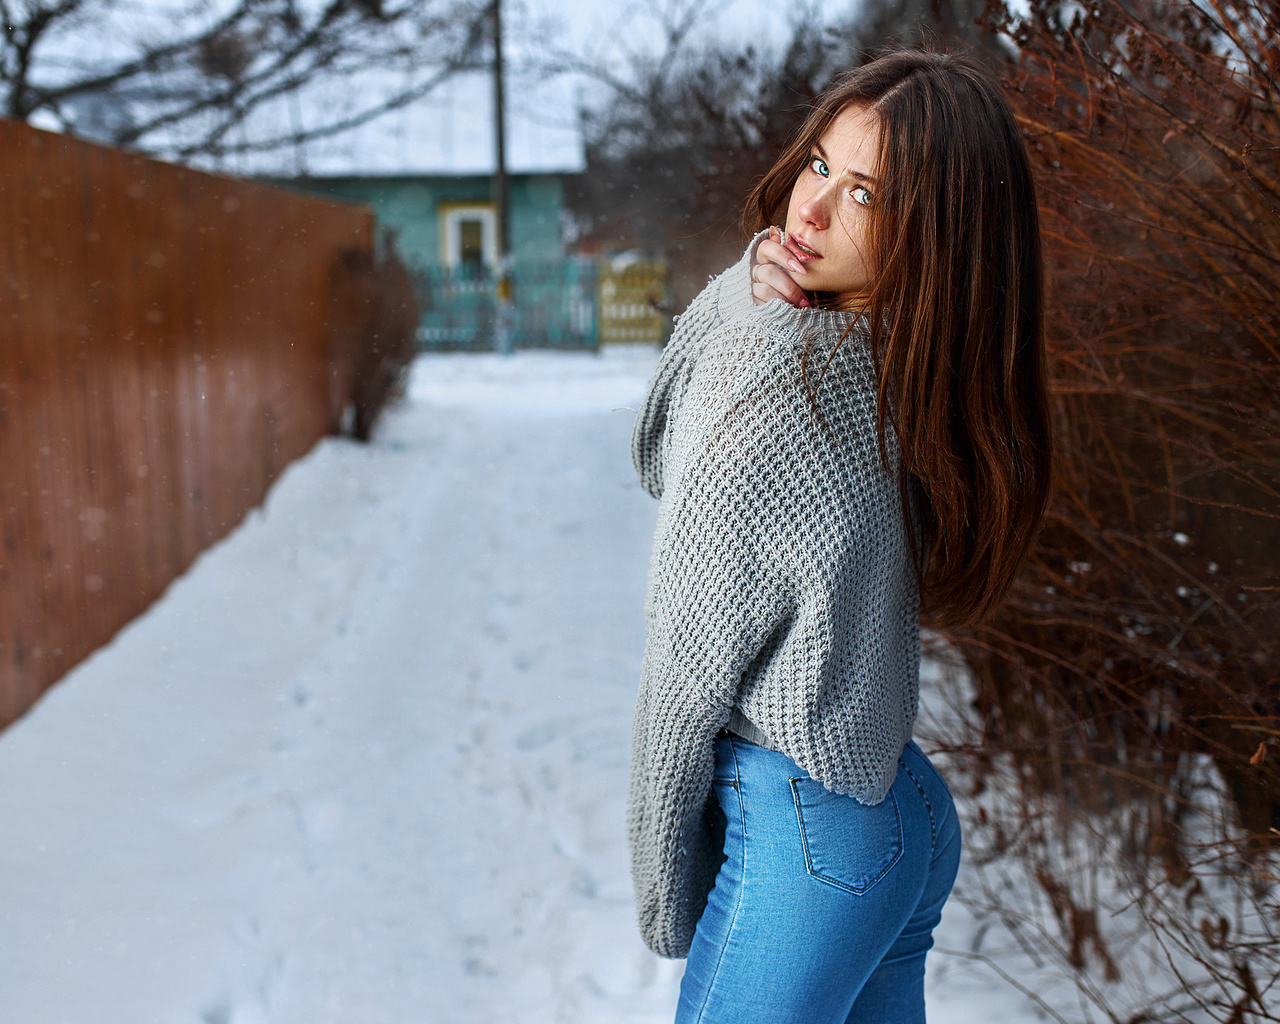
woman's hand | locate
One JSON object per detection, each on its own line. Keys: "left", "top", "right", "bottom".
{"left": 751, "top": 226, "right": 811, "bottom": 308}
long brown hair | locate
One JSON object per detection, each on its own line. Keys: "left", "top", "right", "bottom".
{"left": 745, "top": 49, "right": 1052, "bottom": 629}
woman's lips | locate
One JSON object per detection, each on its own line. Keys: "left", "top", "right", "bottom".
{"left": 781, "top": 230, "right": 821, "bottom": 262}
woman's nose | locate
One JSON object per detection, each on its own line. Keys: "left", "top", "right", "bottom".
{"left": 798, "top": 189, "right": 830, "bottom": 229}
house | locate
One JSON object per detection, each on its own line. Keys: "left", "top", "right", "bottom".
{"left": 236, "top": 71, "right": 597, "bottom": 349}
{"left": 171, "top": 67, "right": 667, "bottom": 349}
{"left": 291, "top": 170, "right": 593, "bottom": 351}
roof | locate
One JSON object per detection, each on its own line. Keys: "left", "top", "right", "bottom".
{"left": 204, "top": 69, "right": 585, "bottom": 179}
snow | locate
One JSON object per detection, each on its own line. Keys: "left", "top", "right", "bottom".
{"left": 216, "top": 70, "right": 586, "bottom": 179}
{"left": 30, "top": 0, "right": 826, "bottom": 178}
{"left": 30, "top": 0, "right": 584, "bottom": 176}
{"left": 0, "top": 349, "right": 1079, "bottom": 1023}
{"left": 187, "top": 0, "right": 815, "bottom": 178}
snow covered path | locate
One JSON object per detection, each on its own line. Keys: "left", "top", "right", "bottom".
{"left": 0, "top": 351, "right": 679, "bottom": 1023}
{"left": 0, "top": 351, "right": 1047, "bottom": 1024}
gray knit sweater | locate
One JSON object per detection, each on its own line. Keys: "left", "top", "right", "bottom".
{"left": 628, "top": 237, "right": 921, "bottom": 959}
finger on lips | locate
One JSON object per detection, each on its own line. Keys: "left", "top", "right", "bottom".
{"left": 758, "top": 235, "right": 806, "bottom": 277}
{"left": 750, "top": 261, "right": 811, "bottom": 309}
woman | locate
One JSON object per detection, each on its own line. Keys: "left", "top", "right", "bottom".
{"left": 627, "top": 48, "right": 1051, "bottom": 1023}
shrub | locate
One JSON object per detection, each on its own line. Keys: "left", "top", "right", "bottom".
{"left": 328, "top": 231, "right": 420, "bottom": 442}
{"left": 937, "top": 1, "right": 1280, "bottom": 1018}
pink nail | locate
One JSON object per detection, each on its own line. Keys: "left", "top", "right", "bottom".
{"left": 788, "top": 260, "right": 805, "bottom": 275}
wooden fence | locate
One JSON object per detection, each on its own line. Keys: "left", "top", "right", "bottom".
{"left": 414, "top": 259, "right": 598, "bottom": 350}
{"left": 598, "top": 261, "right": 669, "bottom": 344}
{"left": 411, "top": 259, "right": 670, "bottom": 351}
{"left": 0, "top": 121, "right": 374, "bottom": 728}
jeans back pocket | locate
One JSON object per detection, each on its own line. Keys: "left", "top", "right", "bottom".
{"left": 790, "top": 777, "right": 903, "bottom": 895}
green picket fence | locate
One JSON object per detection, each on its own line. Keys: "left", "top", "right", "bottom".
{"left": 412, "top": 260, "right": 600, "bottom": 351}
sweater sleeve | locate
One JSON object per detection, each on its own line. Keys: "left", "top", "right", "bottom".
{"left": 714, "top": 229, "right": 767, "bottom": 322}
{"left": 627, "top": 380, "right": 794, "bottom": 958}
{"left": 630, "top": 232, "right": 769, "bottom": 499}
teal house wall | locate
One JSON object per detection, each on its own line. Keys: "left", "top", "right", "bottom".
{"left": 283, "top": 173, "right": 568, "bottom": 269}
{"left": 274, "top": 171, "right": 593, "bottom": 349}
{"left": 241, "top": 70, "right": 589, "bottom": 348}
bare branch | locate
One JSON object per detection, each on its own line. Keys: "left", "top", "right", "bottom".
{"left": 3, "top": 0, "right": 490, "bottom": 158}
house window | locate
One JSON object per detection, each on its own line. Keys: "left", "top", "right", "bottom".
{"left": 440, "top": 204, "right": 497, "bottom": 271}
{"left": 459, "top": 219, "right": 484, "bottom": 264}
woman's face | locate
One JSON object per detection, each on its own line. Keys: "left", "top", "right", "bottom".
{"left": 783, "top": 104, "right": 882, "bottom": 308}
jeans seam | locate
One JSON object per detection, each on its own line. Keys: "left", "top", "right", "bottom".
{"left": 898, "top": 759, "right": 937, "bottom": 853}
{"left": 695, "top": 738, "right": 749, "bottom": 1024}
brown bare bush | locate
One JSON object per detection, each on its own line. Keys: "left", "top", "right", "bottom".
{"left": 932, "top": 1, "right": 1280, "bottom": 1018}
{"left": 328, "top": 232, "right": 420, "bottom": 443}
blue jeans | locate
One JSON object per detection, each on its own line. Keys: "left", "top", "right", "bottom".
{"left": 675, "top": 735, "right": 961, "bottom": 1024}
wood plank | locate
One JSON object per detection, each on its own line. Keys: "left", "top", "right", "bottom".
{"left": 0, "top": 121, "right": 374, "bottom": 727}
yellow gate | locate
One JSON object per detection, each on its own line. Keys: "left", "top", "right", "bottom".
{"left": 597, "top": 261, "right": 669, "bottom": 344}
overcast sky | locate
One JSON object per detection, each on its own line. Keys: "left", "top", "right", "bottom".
{"left": 494, "top": 0, "right": 856, "bottom": 141}
{"left": 27, "top": 0, "right": 851, "bottom": 174}
{"left": 512, "top": 0, "right": 838, "bottom": 80}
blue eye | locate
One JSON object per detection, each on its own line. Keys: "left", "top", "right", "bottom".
{"left": 810, "top": 157, "right": 829, "bottom": 178}
{"left": 852, "top": 185, "right": 873, "bottom": 207}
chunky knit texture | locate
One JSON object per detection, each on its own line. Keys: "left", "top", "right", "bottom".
{"left": 628, "top": 237, "right": 921, "bottom": 959}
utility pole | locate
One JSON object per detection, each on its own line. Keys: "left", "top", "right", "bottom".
{"left": 491, "top": 0, "right": 513, "bottom": 355}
